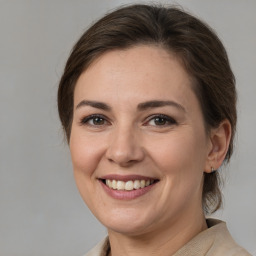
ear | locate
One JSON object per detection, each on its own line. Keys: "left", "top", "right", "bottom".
{"left": 204, "top": 119, "right": 232, "bottom": 173}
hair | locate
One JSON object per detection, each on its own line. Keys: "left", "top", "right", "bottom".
{"left": 58, "top": 4, "right": 236, "bottom": 214}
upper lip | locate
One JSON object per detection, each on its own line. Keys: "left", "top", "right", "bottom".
{"left": 99, "top": 174, "right": 159, "bottom": 182}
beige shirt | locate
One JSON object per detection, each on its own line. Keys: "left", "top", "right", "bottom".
{"left": 85, "top": 219, "right": 251, "bottom": 256}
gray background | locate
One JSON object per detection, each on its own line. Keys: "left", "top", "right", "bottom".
{"left": 0, "top": 0, "right": 255, "bottom": 255}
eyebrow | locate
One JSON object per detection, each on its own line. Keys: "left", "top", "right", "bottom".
{"left": 137, "top": 100, "right": 186, "bottom": 112}
{"left": 75, "top": 99, "right": 186, "bottom": 112}
{"left": 76, "top": 100, "right": 111, "bottom": 111}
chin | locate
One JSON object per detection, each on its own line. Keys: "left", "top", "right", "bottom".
{"left": 95, "top": 207, "right": 156, "bottom": 236}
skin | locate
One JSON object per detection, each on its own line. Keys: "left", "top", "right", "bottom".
{"left": 70, "top": 45, "right": 231, "bottom": 256}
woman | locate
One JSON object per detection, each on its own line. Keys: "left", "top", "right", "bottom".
{"left": 58, "top": 4, "right": 251, "bottom": 256}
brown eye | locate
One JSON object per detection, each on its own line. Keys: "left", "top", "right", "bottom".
{"left": 154, "top": 117, "right": 167, "bottom": 125}
{"left": 80, "top": 114, "right": 109, "bottom": 126}
{"left": 92, "top": 117, "right": 105, "bottom": 125}
{"left": 146, "top": 114, "right": 177, "bottom": 127}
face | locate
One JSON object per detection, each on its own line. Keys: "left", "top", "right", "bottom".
{"left": 70, "top": 46, "right": 212, "bottom": 236}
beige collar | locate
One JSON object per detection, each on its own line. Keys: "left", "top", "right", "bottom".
{"left": 85, "top": 219, "right": 251, "bottom": 256}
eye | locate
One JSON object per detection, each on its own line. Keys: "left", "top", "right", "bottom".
{"left": 80, "top": 114, "right": 109, "bottom": 126}
{"left": 146, "top": 114, "right": 177, "bottom": 127}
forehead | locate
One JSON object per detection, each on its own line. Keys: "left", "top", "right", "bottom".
{"left": 74, "top": 45, "right": 197, "bottom": 108}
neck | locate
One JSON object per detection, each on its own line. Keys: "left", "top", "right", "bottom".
{"left": 108, "top": 211, "right": 207, "bottom": 256}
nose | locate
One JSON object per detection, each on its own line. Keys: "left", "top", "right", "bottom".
{"left": 105, "top": 125, "right": 145, "bottom": 167}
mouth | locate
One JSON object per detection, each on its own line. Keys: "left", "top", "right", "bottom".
{"left": 98, "top": 174, "right": 159, "bottom": 192}
{"left": 101, "top": 179, "right": 158, "bottom": 191}
{"left": 98, "top": 175, "right": 159, "bottom": 199}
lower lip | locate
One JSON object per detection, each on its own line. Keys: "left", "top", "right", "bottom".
{"left": 100, "top": 181, "right": 157, "bottom": 200}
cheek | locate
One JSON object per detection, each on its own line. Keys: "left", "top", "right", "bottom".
{"left": 69, "top": 128, "right": 104, "bottom": 177}
{"left": 147, "top": 133, "right": 207, "bottom": 214}
{"left": 147, "top": 131, "right": 207, "bottom": 180}
{"left": 69, "top": 127, "right": 108, "bottom": 204}
{"left": 69, "top": 127, "right": 105, "bottom": 206}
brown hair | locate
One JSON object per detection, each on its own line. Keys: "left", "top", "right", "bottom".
{"left": 58, "top": 4, "right": 236, "bottom": 214}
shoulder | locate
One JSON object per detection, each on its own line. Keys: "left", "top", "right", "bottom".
{"left": 174, "top": 218, "right": 252, "bottom": 256}
{"left": 206, "top": 219, "right": 251, "bottom": 256}
{"left": 83, "top": 220, "right": 252, "bottom": 256}
{"left": 83, "top": 237, "right": 109, "bottom": 256}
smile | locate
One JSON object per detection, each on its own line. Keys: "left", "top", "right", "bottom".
{"left": 105, "top": 179, "right": 154, "bottom": 191}
{"left": 99, "top": 175, "right": 159, "bottom": 199}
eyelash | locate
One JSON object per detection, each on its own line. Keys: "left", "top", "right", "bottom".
{"left": 80, "top": 114, "right": 109, "bottom": 126}
{"left": 145, "top": 114, "right": 177, "bottom": 127}
{"left": 79, "top": 114, "right": 177, "bottom": 127}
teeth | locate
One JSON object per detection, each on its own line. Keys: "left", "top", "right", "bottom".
{"left": 117, "top": 181, "right": 125, "bottom": 190}
{"left": 124, "top": 181, "right": 133, "bottom": 190}
{"left": 106, "top": 179, "right": 112, "bottom": 187}
{"left": 134, "top": 180, "right": 141, "bottom": 189}
{"left": 112, "top": 180, "right": 117, "bottom": 189}
{"left": 105, "top": 179, "right": 154, "bottom": 191}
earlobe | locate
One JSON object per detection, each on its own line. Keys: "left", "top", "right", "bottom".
{"left": 204, "top": 119, "right": 232, "bottom": 173}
